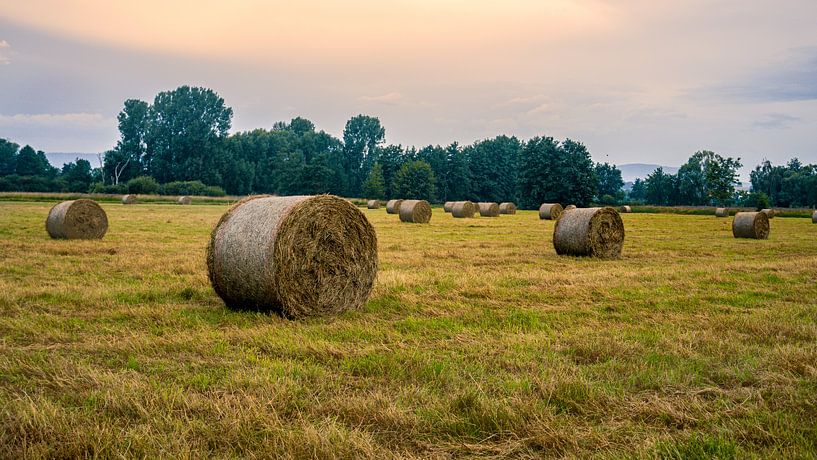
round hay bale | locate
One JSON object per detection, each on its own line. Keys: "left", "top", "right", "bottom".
{"left": 122, "top": 194, "right": 137, "bottom": 205}
{"left": 715, "top": 207, "right": 728, "bottom": 217}
{"left": 177, "top": 196, "right": 192, "bottom": 205}
{"left": 367, "top": 200, "right": 380, "bottom": 209}
{"left": 619, "top": 205, "right": 632, "bottom": 213}
{"left": 46, "top": 199, "right": 108, "bottom": 239}
{"left": 564, "top": 204, "right": 577, "bottom": 211}
{"left": 499, "top": 202, "right": 517, "bottom": 214}
{"left": 477, "top": 202, "right": 500, "bottom": 217}
{"left": 539, "top": 203, "right": 563, "bottom": 220}
{"left": 443, "top": 201, "right": 455, "bottom": 213}
{"left": 451, "top": 201, "right": 476, "bottom": 218}
{"left": 399, "top": 200, "right": 432, "bottom": 223}
{"left": 812, "top": 210, "right": 817, "bottom": 224}
{"left": 206, "top": 195, "right": 378, "bottom": 318}
{"left": 732, "top": 212, "right": 769, "bottom": 239}
{"left": 386, "top": 199, "right": 403, "bottom": 214}
{"left": 553, "top": 207, "right": 624, "bottom": 259}
{"left": 761, "top": 208, "right": 775, "bottom": 219}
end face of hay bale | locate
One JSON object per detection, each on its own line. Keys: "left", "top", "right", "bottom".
{"left": 564, "top": 204, "right": 577, "bottom": 211}
{"left": 499, "top": 202, "right": 517, "bottom": 214}
{"left": 451, "top": 201, "right": 476, "bottom": 218}
{"left": 761, "top": 208, "right": 775, "bottom": 219}
{"left": 386, "top": 199, "right": 403, "bottom": 214}
{"left": 539, "top": 203, "right": 563, "bottom": 220}
{"left": 812, "top": 211, "right": 817, "bottom": 224}
{"left": 477, "top": 202, "right": 500, "bottom": 217}
{"left": 177, "top": 196, "right": 192, "bottom": 205}
{"left": 46, "top": 199, "right": 108, "bottom": 239}
{"left": 122, "top": 194, "right": 137, "bottom": 205}
{"left": 207, "top": 195, "right": 378, "bottom": 318}
{"left": 732, "top": 212, "right": 770, "bottom": 239}
{"left": 553, "top": 207, "right": 624, "bottom": 259}
{"left": 715, "top": 207, "right": 728, "bottom": 217}
{"left": 367, "top": 200, "right": 380, "bottom": 209}
{"left": 398, "top": 200, "right": 432, "bottom": 223}
{"left": 443, "top": 201, "right": 455, "bottom": 213}
{"left": 619, "top": 205, "right": 632, "bottom": 213}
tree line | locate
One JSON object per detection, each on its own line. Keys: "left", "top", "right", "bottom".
{"left": 1, "top": 85, "right": 814, "bottom": 208}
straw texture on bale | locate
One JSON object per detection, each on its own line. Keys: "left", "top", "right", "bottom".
{"left": 386, "top": 199, "right": 403, "bottom": 214}
{"left": 813, "top": 211, "right": 817, "bottom": 224}
{"left": 499, "top": 202, "right": 517, "bottom": 214}
{"left": 207, "top": 195, "right": 378, "bottom": 318}
{"left": 367, "top": 200, "right": 380, "bottom": 209}
{"left": 478, "top": 202, "right": 500, "bottom": 217}
{"left": 538, "top": 203, "right": 563, "bottom": 220}
{"left": 451, "top": 201, "right": 476, "bottom": 218}
{"left": 564, "top": 204, "right": 577, "bottom": 211}
{"left": 177, "top": 196, "right": 192, "bottom": 205}
{"left": 122, "top": 194, "right": 137, "bottom": 205}
{"left": 553, "top": 207, "right": 624, "bottom": 259}
{"left": 443, "top": 201, "right": 454, "bottom": 213}
{"left": 715, "top": 207, "right": 728, "bottom": 217}
{"left": 761, "top": 208, "right": 775, "bottom": 219}
{"left": 46, "top": 199, "right": 109, "bottom": 240}
{"left": 732, "top": 212, "right": 770, "bottom": 239}
{"left": 399, "top": 199, "right": 432, "bottom": 223}
{"left": 619, "top": 205, "right": 632, "bottom": 213}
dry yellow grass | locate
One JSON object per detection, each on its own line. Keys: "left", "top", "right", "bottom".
{"left": 1, "top": 201, "right": 816, "bottom": 458}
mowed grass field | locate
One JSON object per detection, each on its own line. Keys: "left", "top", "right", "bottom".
{"left": 1, "top": 201, "right": 816, "bottom": 459}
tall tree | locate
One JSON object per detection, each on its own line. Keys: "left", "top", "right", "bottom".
{"left": 392, "top": 160, "right": 436, "bottom": 201}
{"left": 342, "top": 115, "right": 385, "bottom": 196}
{"left": 362, "top": 162, "right": 386, "bottom": 200}
{"left": 115, "top": 99, "right": 150, "bottom": 178}
{"left": 15, "top": 145, "right": 55, "bottom": 177}
{"left": 445, "top": 142, "right": 472, "bottom": 201}
{"left": 61, "top": 159, "right": 93, "bottom": 192}
{"left": 595, "top": 162, "right": 624, "bottom": 200}
{"left": 0, "top": 138, "right": 19, "bottom": 176}
{"left": 644, "top": 167, "right": 677, "bottom": 205}
{"left": 467, "top": 135, "right": 521, "bottom": 203}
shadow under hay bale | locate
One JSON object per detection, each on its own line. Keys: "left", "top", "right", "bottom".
{"left": 399, "top": 200, "right": 432, "bottom": 223}
{"left": 367, "top": 200, "right": 380, "bottom": 209}
{"left": 564, "top": 204, "right": 577, "bottom": 211}
{"left": 386, "top": 199, "right": 403, "bottom": 214}
{"left": 46, "top": 199, "right": 109, "bottom": 240}
{"left": 451, "top": 201, "right": 476, "bottom": 218}
{"left": 761, "top": 208, "right": 775, "bottom": 219}
{"left": 122, "top": 194, "right": 137, "bottom": 205}
{"left": 443, "top": 201, "right": 454, "bottom": 213}
{"left": 715, "top": 207, "right": 728, "bottom": 217}
{"left": 477, "top": 202, "right": 500, "bottom": 217}
{"left": 619, "top": 205, "right": 631, "bottom": 213}
{"left": 539, "top": 203, "right": 563, "bottom": 220}
{"left": 499, "top": 202, "right": 517, "bottom": 214}
{"left": 732, "top": 212, "right": 770, "bottom": 239}
{"left": 177, "top": 196, "right": 192, "bottom": 205}
{"left": 207, "top": 195, "right": 378, "bottom": 318}
{"left": 553, "top": 207, "right": 624, "bottom": 259}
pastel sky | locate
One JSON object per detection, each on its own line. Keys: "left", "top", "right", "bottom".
{"left": 1, "top": 0, "right": 816, "bottom": 177}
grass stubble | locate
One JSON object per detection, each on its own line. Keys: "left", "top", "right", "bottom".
{"left": 0, "top": 201, "right": 816, "bottom": 458}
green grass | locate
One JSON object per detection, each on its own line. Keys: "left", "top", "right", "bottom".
{"left": 1, "top": 201, "right": 816, "bottom": 458}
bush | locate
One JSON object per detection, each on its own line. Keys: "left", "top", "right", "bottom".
{"left": 204, "top": 185, "right": 226, "bottom": 197}
{"left": 127, "top": 176, "right": 160, "bottom": 195}
{"left": 741, "top": 192, "right": 770, "bottom": 211}
{"left": 90, "top": 182, "right": 127, "bottom": 194}
{"left": 160, "top": 181, "right": 226, "bottom": 196}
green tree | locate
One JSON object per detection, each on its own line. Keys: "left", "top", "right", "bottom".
{"left": 445, "top": 142, "right": 472, "bottom": 201}
{"left": 114, "top": 99, "right": 150, "bottom": 181}
{"left": 517, "top": 137, "right": 597, "bottom": 208}
{"left": 61, "top": 159, "right": 93, "bottom": 192}
{"left": 595, "top": 162, "right": 624, "bottom": 200}
{"left": 644, "top": 167, "right": 677, "bottom": 205}
{"left": 15, "top": 145, "right": 55, "bottom": 177}
{"left": 697, "top": 150, "right": 742, "bottom": 205}
{"left": 629, "top": 178, "right": 646, "bottom": 203}
{"left": 362, "top": 162, "right": 386, "bottom": 199}
{"left": 392, "top": 160, "right": 436, "bottom": 201}
{"left": 0, "top": 138, "right": 19, "bottom": 175}
{"left": 467, "top": 135, "right": 520, "bottom": 202}
{"left": 343, "top": 115, "right": 385, "bottom": 196}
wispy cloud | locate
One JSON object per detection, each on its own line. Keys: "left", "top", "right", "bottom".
{"left": 0, "top": 112, "right": 111, "bottom": 127}
{"left": 0, "top": 40, "right": 10, "bottom": 64}
{"left": 752, "top": 113, "right": 801, "bottom": 130}
{"left": 359, "top": 92, "right": 435, "bottom": 108}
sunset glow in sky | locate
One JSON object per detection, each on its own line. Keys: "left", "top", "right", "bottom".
{"left": 1, "top": 0, "right": 816, "bottom": 174}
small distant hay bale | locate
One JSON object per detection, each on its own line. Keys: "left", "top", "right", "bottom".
{"left": 399, "top": 200, "right": 432, "bottom": 223}
{"left": 386, "top": 199, "right": 403, "bottom": 214}
{"left": 451, "top": 201, "right": 476, "bottom": 218}
{"left": 813, "top": 211, "right": 817, "bottom": 224}
{"left": 499, "top": 202, "right": 517, "bottom": 214}
{"left": 367, "top": 200, "right": 380, "bottom": 209}
{"left": 122, "top": 194, "right": 137, "bottom": 205}
{"left": 539, "top": 203, "right": 563, "bottom": 220}
{"left": 732, "top": 212, "right": 770, "bottom": 239}
{"left": 553, "top": 207, "right": 624, "bottom": 259}
{"left": 478, "top": 202, "right": 500, "bottom": 217}
{"left": 207, "top": 195, "right": 378, "bottom": 318}
{"left": 619, "top": 205, "right": 632, "bottom": 213}
{"left": 443, "top": 201, "right": 455, "bottom": 213}
{"left": 761, "top": 208, "right": 775, "bottom": 219}
{"left": 177, "top": 196, "right": 192, "bottom": 205}
{"left": 715, "top": 207, "right": 728, "bottom": 217}
{"left": 564, "top": 204, "right": 577, "bottom": 211}
{"left": 46, "top": 199, "right": 108, "bottom": 239}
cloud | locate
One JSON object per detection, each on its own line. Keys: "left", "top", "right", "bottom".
{"left": 752, "top": 113, "right": 802, "bottom": 130}
{"left": 0, "top": 112, "right": 111, "bottom": 127}
{"left": 359, "top": 92, "right": 406, "bottom": 105}
{"left": 0, "top": 40, "right": 10, "bottom": 64}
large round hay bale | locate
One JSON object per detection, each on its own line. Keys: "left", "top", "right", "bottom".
{"left": 443, "top": 201, "right": 455, "bottom": 213}
{"left": 206, "top": 195, "right": 378, "bottom": 318}
{"left": 553, "top": 207, "right": 624, "bottom": 259}
{"left": 386, "top": 199, "right": 403, "bottom": 214}
{"left": 761, "top": 208, "right": 775, "bottom": 219}
{"left": 367, "top": 200, "right": 380, "bottom": 209}
{"left": 451, "top": 201, "right": 476, "bottom": 218}
{"left": 732, "top": 212, "right": 770, "bottom": 239}
{"left": 178, "top": 196, "right": 192, "bottom": 205}
{"left": 539, "top": 203, "right": 563, "bottom": 220}
{"left": 399, "top": 199, "right": 432, "bottom": 223}
{"left": 478, "top": 202, "right": 500, "bottom": 217}
{"left": 499, "top": 202, "right": 517, "bottom": 214}
{"left": 715, "top": 207, "right": 728, "bottom": 217}
{"left": 564, "top": 204, "right": 577, "bottom": 211}
{"left": 812, "top": 210, "right": 817, "bottom": 224}
{"left": 46, "top": 199, "right": 108, "bottom": 239}
{"left": 122, "top": 194, "right": 137, "bottom": 205}
{"left": 619, "top": 205, "right": 632, "bottom": 213}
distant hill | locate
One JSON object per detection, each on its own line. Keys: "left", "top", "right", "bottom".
{"left": 46, "top": 153, "right": 102, "bottom": 169}
{"left": 617, "top": 163, "right": 679, "bottom": 182}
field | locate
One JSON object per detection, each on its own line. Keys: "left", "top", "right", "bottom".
{"left": 1, "top": 200, "right": 816, "bottom": 458}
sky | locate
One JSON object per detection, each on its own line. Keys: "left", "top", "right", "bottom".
{"left": 1, "top": 0, "right": 816, "bottom": 179}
